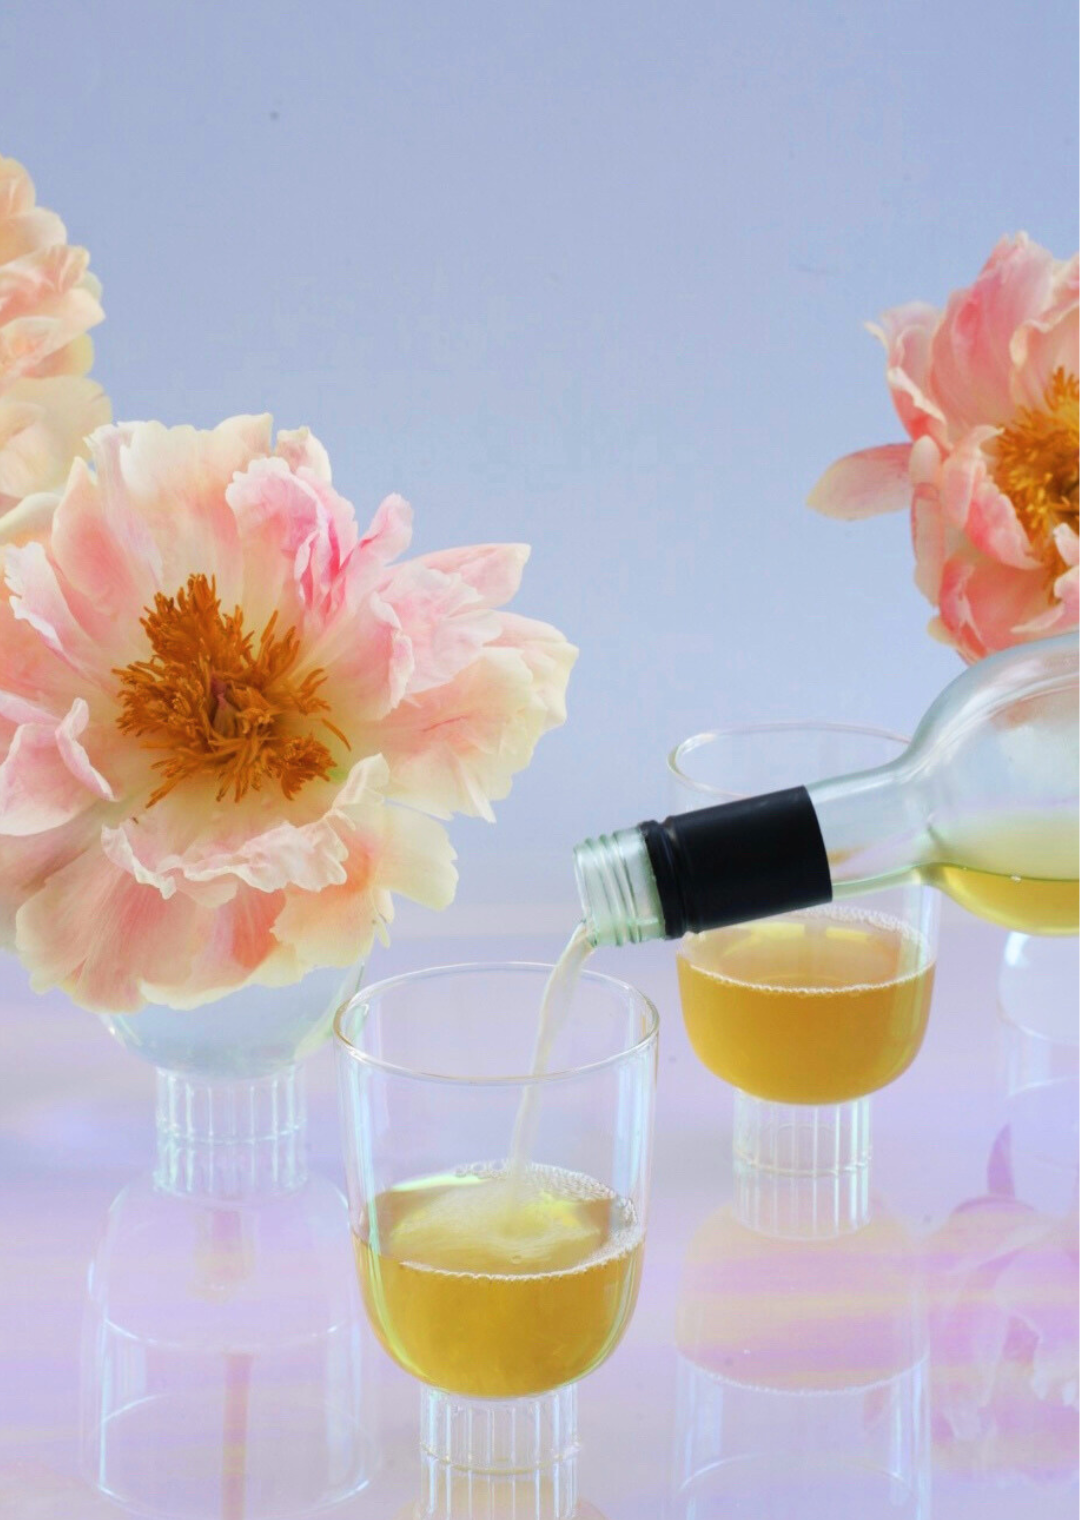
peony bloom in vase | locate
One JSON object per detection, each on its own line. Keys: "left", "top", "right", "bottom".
{"left": 0, "top": 155, "right": 110, "bottom": 542}
{"left": 0, "top": 413, "right": 576, "bottom": 1208}
{"left": 809, "top": 234, "right": 1078, "bottom": 662}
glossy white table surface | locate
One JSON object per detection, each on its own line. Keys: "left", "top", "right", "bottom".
{"left": 1, "top": 908, "right": 1076, "bottom": 1518}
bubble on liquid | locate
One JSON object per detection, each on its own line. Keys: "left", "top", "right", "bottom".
{"left": 682, "top": 906, "right": 934, "bottom": 996}
{"left": 387, "top": 1161, "right": 642, "bottom": 1280}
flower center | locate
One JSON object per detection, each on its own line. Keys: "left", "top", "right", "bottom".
{"left": 992, "top": 367, "right": 1079, "bottom": 567}
{"left": 115, "top": 574, "right": 346, "bottom": 807}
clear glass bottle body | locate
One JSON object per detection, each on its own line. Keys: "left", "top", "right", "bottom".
{"left": 810, "top": 634, "right": 1078, "bottom": 934}
{"left": 576, "top": 634, "right": 1078, "bottom": 947}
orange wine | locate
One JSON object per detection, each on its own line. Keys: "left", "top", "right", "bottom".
{"left": 676, "top": 907, "right": 935, "bottom": 1102}
{"left": 924, "top": 817, "right": 1078, "bottom": 935}
{"left": 355, "top": 1162, "right": 643, "bottom": 1397}
{"left": 923, "top": 863, "right": 1077, "bottom": 935}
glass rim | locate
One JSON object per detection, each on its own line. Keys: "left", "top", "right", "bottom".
{"left": 332, "top": 959, "right": 660, "bottom": 1089}
{"left": 668, "top": 719, "right": 910, "bottom": 801}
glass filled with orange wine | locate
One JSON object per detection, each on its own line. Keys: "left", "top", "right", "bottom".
{"left": 334, "top": 962, "right": 657, "bottom": 1503}
{"left": 669, "top": 723, "right": 940, "bottom": 1176}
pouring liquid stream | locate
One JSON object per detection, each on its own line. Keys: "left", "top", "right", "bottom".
{"left": 509, "top": 922, "right": 594, "bottom": 1179}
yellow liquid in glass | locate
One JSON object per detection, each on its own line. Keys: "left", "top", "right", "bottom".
{"left": 677, "top": 908, "right": 935, "bottom": 1102}
{"left": 925, "top": 863, "right": 1078, "bottom": 935}
{"left": 355, "top": 1163, "right": 643, "bottom": 1397}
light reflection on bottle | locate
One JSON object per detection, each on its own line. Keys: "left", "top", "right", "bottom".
{"left": 671, "top": 1169, "right": 930, "bottom": 1518}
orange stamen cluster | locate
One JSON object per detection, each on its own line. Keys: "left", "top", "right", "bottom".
{"left": 115, "top": 574, "right": 346, "bottom": 807}
{"left": 993, "top": 367, "right": 1079, "bottom": 569}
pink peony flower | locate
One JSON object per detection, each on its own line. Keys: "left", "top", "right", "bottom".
{"left": 0, "top": 415, "right": 576, "bottom": 1012}
{"left": 809, "top": 234, "right": 1078, "bottom": 660}
{"left": 0, "top": 156, "right": 110, "bottom": 540}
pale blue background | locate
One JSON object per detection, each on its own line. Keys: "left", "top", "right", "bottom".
{"left": 4, "top": 0, "right": 1077, "bottom": 915}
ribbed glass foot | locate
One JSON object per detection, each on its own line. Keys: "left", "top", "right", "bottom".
{"left": 155, "top": 1063, "right": 307, "bottom": 1199}
{"left": 420, "top": 1385, "right": 578, "bottom": 1474}
{"left": 416, "top": 1451, "right": 578, "bottom": 1519}
{"left": 733, "top": 1091, "right": 871, "bottom": 1237}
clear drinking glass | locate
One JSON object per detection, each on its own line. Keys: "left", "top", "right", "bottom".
{"left": 334, "top": 962, "right": 658, "bottom": 1497}
{"left": 669, "top": 723, "right": 940, "bottom": 1192}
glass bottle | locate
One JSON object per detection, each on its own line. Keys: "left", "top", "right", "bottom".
{"left": 575, "top": 634, "right": 1078, "bottom": 946}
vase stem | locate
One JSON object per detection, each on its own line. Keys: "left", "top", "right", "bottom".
{"left": 155, "top": 1063, "right": 308, "bottom": 1199}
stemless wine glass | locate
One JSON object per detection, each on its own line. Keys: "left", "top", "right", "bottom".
{"left": 334, "top": 962, "right": 657, "bottom": 1495}
{"left": 669, "top": 724, "right": 940, "bottom": 1201}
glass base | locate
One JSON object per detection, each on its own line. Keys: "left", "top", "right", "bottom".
{"left": 732, "top": 1092, "right": 871, "bottom": 1237}
{"left": 420, "top": 1385, "right": 578, "bottom": 1473}
{"left": 417, "top": 1386, "right": 579, "bottom": 1519}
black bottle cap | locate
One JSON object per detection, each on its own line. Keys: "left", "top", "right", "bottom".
{"left": 639, "top": 786, "right": 833, "bottom": 938}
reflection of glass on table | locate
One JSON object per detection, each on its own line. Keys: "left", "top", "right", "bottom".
{"left": 81, "top": 1156, "right": 374, "bottom": 1517}
{"left": 672, "top": 1172, "right": 929, "bottom": 1519}
{"left": 669, "top": 723, "right": 940, "bottom": 1171}
{"left": 335, "top": 963, "right": 657, "bottom": 1514}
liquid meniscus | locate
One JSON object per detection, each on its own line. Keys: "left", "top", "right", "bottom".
{"left": 677, "top": 907, "right": 935, "bottom": 1103}
{"left": 355, "top": 1162, "right": 643, "bottom": 1398}
{"left": 926, "top": 816, "right": 1079, "bottom": 935}
{"left": 924, "top": 864, "right": 1078, "bottom": 936}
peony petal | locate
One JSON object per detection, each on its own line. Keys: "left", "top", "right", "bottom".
{"left": 929, "top": 234, "right": 1058, "bottom": 431}
{"left": 46, "top": 449, "right": 163, "bottom": 649}
{"left": 1009, "top": 254, "right": 1079, "bottom": 409}
{"left": 55, "top": 698, "right": 114, "bottom": 800}
{"left": 84, "top": 417, "right": 262, "bottom": 607}
{"left": 412, "top": 543, "right": 531, "bottom": 608}
{"left": 357, "top": 492, "right": 413, "bottom": 566}
{"left": 3, "top": 540, "right": 102, "bottom": 680}
{"left": 910, "top": 483, "right": 950, "bottom": 605}
{"left": 371, "top": 621, "right": 576, "bottom": 821}
{"left": 15, "top": 847, "right": 205, "bottom": 1013}
{"left": 869, "top": 302, "right": 948, "bottom": 443}
{"left": 173, "top": 885, "right": 290, "bottom": 1005}
{"left": 0, "top": 721, "right": 99, "bottom": 836}
{"left": 807, "top": 443, "right": 914, "bottom": 518}
{"left": 377, "top": 558, "right": 502, "bottom": 695}
{"left": 0, "top": 374, "right": 109, "bottom": 521}
{"left": 1054, "top": 524, "right": 1079, "bottom": 569}
{"left": 964, "top": 477, "right": 1040, "bottom": 570}
{"left": 938, "top": 551, "right": 1060, "bottom": 661}
{"left": 271, "top": 769, "right": 458, "bottom": 969}
{"left": 273, "top": 425, "right": 332, "bottom": 481}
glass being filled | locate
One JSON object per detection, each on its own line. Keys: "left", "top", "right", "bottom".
{"left": 677, "top": 904, "right": 935, "bottom": 1103}
{"left": 335, "top": 962, "right": 657, "bottom": 1469}
{"left": 355, "top": 1160, "right": 643, "bottom": 1398}
{"left": 661, "top": 724, "right": 940, "bottom": 1104}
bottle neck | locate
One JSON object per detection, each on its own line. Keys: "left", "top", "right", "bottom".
{"left": 574, "top": 827, "right": 667, "bottom": 947}
{"left": 155, "top": 1064, "right": 308, "bottom": 1200}
{"left": 575, "top": 754, "right": 936, "bottom": 946}
{"left": 576, "top": 786, "right": 836, "bottom": 946}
